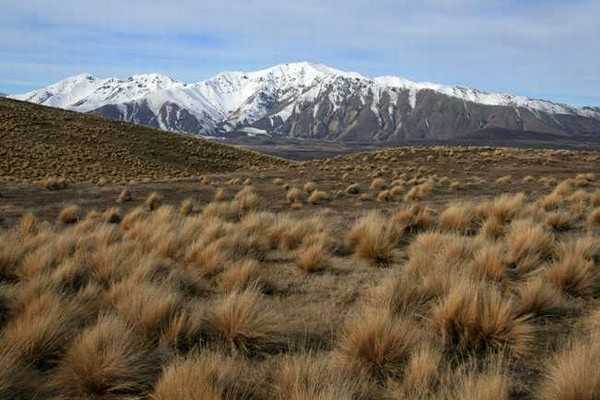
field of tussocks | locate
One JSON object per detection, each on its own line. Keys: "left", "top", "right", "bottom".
{"left": 1, "top": 146, "right": 600, "bottom": 399}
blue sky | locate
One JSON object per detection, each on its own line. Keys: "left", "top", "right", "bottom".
{"left": 1, "top": 0, "right": 599, "bottom": 106}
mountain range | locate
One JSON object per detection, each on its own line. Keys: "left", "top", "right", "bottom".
{"left": 10, "top": 62, "right": 600, "bottom": 143}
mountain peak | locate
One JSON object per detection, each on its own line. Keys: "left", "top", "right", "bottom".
{"left": 127, "top": 73, "right": 179, "bottom": 83}
{"left": 9, "top": 62, "right": 600, "bottom": 142}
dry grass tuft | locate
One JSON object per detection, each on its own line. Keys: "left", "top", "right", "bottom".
{"left": 218, "top": 259, "right": 263, "bottom": 292}
{"left": 58, "top": 204, "right": 83, "bottom": 225}
{"left": 304, "top": 182, "right": 317, "bottom": 194}
{"left": 346, "top": 211, "right": 395, "bottom": 266}
{"left": 214, "top": 188, "right": 227, "bottom": 202}
{"left": 117, "top": 188, "right": 132, "bottom": 203}
{"left": 506, "top": 219, "right": 554, "bottom": 274}
{"left": 431, "top": 280, "right": 535, "bottom": 358}
{"left": 151, "top": 353, "right": 247, "bottom": 400}
{"left": 438, "top": 202, "right": 477, "bottom": 234}
{"left": 370, "top": 178, "right": 386, "bottom": 190}
{"left": 41, "top": 176, "right": 68, "bottom": 190}
{"left": 145, "top": 192, "right": 162, "bottom": 211}
{"left": 179, "top": 198, "right": 195, "bottom": 216}
{"left": 203, "top": 288, "right": 286, "bottom": 355}
{"left": 335, "top": 311, "right": 420, "bottom": 380}
{"left": 404, "top": 181, "right": 433, "bottom": 201}
{"left": 587, "top": 208, "right": 600, "bottom": 228}
{"left": 50, "top": 315, "right": 160, "bottom": 399}
{"left": 286, "top": 187, "right": 303, "bottom": 204}
{"left": 538, "top": 334, "right": 600, "bottom": 400}
{"left": 308, "top": 190, "right": 329, "bottom": 205}
{"left": 295, "top": 243, "right": 331, "bottom": 273}
{"left": 544, "top": 237, "right": 600, "bottom": 298}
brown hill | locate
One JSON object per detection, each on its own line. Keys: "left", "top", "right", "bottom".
{"left": 0, "top": 98, "right": 287, "bottom": 184}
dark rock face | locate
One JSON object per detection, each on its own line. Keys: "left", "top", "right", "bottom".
{"left": 89, "top": 77, "right": 600, "bottom": 144}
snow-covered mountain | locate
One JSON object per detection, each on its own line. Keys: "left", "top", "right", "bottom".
{"left": 10, "top": 62, "right": 600, "bottom": 142}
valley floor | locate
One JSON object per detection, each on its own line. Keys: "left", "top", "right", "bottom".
{"left": 1, "top": 146, "right": 600, "bottom": 399}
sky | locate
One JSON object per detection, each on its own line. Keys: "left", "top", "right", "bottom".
{"left": 1, "top": 0, "right": 599, "bottom": 107}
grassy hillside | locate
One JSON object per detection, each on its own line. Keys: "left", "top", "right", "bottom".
{"left": 0, "top": 98, "right": 287, "bottom": 184}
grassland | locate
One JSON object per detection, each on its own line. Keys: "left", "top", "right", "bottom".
{"left": 0, "top": 98, "right": 286, "bottom": 185}
{"left": 2, "top": 100, "right": 600, "bottom": 399}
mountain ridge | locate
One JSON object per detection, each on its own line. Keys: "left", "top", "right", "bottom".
{"left": 10, "top": 62, "right": 600, "bottom": 143}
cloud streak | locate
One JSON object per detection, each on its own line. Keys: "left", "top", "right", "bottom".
{"left": 1, "top": 0, "right": 599, "bottom": 106}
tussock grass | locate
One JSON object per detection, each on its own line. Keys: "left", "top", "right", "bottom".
{"left": 117, "top": 188, "right": 132, "bottom": 203}
{"left": 308, "top": 190, "right": 329, "bottom": 205}
{"left": 438, "top": 202, "right": 477, "bottom": 234}
{"left": 304, "top": 182, "right": 317, "bottom": 194}
{"left": 431, "top": 280, "right": 535, "bottom": 358}
{"left": 50, "top": 315, "right": 161, "bottom": 399}
{"left": 538, "top": 334, "right": 600, "bottom": 400}
{"left": 286, "top": 187, "right": 303, "bottom": 203}
{"left": 58, "top": 204, "right": 83, "bottom": 225}
{"left": 346, "top": 211, "right": 395, "bottom": 266}
{"left": 145, "top": 192, "right": 162, "bottom": 211}
{"left": 203, "top": 288, "right": 287, "bottom": 355}
{"left": 334, "top": 310, "right": 420, "bottom": 380}
{"left": 295, "top": 243, "right": 331, "bottom": 273}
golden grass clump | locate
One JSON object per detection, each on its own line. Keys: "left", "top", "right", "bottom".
{"left": 308, "top": 190, "right": 329, "bottom": 205}
{"left": 117, "top": 188, "right": 132, "bottom": 203}
{"left": 303, "top": 182, "right": 317, "bottom": 194}
{"left": 431, "top": 280, "right": 534, "bottom": 358}
{"left": 286, "top": 187, "right": 303, "bottom": 203}
{"left": 151, "top": 353, "right": 245, "bottom": 400}
{"left": 544, "top": 237, "right": 600, "bottom": 298}
{"left": 179, "top": 198, "right": 195, "bottom": 216}
{"left": 334, "top": 311, "right": 420, "bottom": 380}
{"left": 514, "top": 277, "right": 570, "bottom": 319}
{"left": 587, "top": 207, "right": 600, "bottom": 228}
{"left": 438, "top": 202, "right": 477, "bottom": 234}
{"left": 346, "top": 211, "right": 395, "bottom": 266}
{"left": 41, "top": 176, "right": 68, "bottom": 190}
{"left": 145, "top": 192, "right": 162, "bottom": 211}
{"left": 495, "top": 175, "right": 512, "bottom": 185}
{"left": 538, "top": 334, "right": 600, "bottom": 400}
{"left": 377, "top": 190, "right": 391, "bottom": 202}
{"left": 545, "top": 211, "right": 574, "bottom": 232}
{"left": 1, "top": 291, "right": 83, "bottom": 368}
{"left": 50, "top": 315, "right": 160, "bottom": 399}
{"left": 58, "top": 204, "right": 83, "bottom": 225}
{"left": 214, "top": 188, "right": 227, "bottom": 202}
{"left": 295, "top": 243, "right": 331, "bottom": 273}
{"left": 203, "top": 288, "right": 287, "bottom": 355}
{"left": 370, "top": 178, "right": 386, "bottom": 190}
{"left": 218, "top": 259, "right": 263, "bottom": 292}
{"left": 274, "top": 354, "right": 362, "bottom": 400}
{"left": 107, "top": 280, "right": 184, "bottom": 337}
{"left": 505, "top": 219, "right": 554, "bottom": 274}
{"left": 404, "top": 181, "right": 433, "bottom": 201}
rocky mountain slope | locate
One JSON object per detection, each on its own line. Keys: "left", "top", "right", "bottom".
{"left": 10, "top": 62, "right": 600, "bottom": 143}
